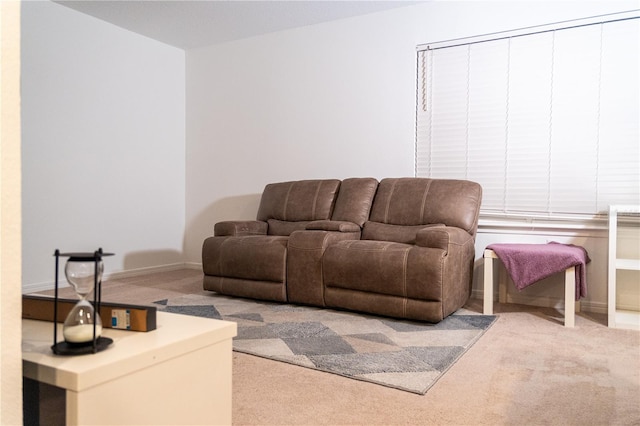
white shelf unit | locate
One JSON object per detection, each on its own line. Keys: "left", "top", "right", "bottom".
{"left": 608, "top": 205, "right": 640, "bottom": 329}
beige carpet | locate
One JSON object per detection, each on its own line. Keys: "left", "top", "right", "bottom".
{"left": 41, "top": 269, "right": 640, "bottom": 425}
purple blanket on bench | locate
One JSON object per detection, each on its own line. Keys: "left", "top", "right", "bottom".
{"left": 487, "top": 242, "right": 591, "bottom": 300}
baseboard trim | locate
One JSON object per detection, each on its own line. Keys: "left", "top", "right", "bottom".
{"left": 184, "top": 262, "right": 203, "bottom": 271}
{"left": 22, "top": 262, "right": 201, "bottom": 294}
{"left": 471, "top": 288, "right": 606, "bottom": 314}
{"left": 106, "top": 263, "right": 188, "bottom": 280}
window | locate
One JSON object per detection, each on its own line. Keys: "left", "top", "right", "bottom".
{"left": 416, "top": 12, "right": 640, "bottom": 220}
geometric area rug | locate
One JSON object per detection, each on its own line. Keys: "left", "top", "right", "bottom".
{"left": 154, "top": 293, "right": 496, "bottom": 394}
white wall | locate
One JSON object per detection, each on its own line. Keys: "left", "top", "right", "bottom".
{"left": 185, "top": 0, "right": 639, "bottom": 313}
{"left": 21, "top": 1, "right": 186, "bottom": 291}
{"left": 185, "top": 7, "right": 418, "bottom": 264}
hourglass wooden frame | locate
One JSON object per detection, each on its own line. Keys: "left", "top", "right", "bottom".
{"left": 52, "top": 248, "right": 114, "bottom": 355}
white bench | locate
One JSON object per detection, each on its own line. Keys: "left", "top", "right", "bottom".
{"left": 483, "top": 248, "right": 579, "bottom": 327}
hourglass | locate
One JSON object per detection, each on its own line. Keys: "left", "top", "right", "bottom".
{"left": 52, "top": 249, "right": 114, "bottom": 355}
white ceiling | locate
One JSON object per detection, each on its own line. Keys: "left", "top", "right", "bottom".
{"left": 54, "top": 0, "right": 424, "bottom": 50}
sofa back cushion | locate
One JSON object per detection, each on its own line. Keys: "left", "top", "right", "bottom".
{"left": 257, "top": 180, "right": 341, "bottom": 235}
{"left": 331, "top": 178, "right": 378, "bottom": 227}
{"left": 363, "top": 178, "right": 482, "bottom": 241}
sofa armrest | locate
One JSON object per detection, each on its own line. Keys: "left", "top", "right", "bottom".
{"left": 415, "top": 226, "right": 472, "bottom": 251}
{"left": 306, "top": 220, "right": 361, "bottom": 233}
{"left": 214, "top": 220, "right": 268, "bottom": 237}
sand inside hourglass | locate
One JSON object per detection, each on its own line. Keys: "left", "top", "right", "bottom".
{"left": 62, "top": 298, "right": 103, "bottom": 343}
{"left": 64, "top": 324, "right": 103, "bottom": 343}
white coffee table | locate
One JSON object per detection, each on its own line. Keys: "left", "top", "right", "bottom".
{"left": 23, "top": 311, "right": 237, "bottom": 425}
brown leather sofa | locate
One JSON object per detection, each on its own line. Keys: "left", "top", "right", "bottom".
{"left": 202, "top": 177, "right": 482, "bottom": 322}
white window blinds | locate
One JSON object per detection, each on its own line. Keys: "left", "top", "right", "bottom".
{"left": 416, "top": 13, "right": 640, "bottom": 219}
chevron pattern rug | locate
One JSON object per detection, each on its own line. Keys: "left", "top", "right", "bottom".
{"left": 154, "top": 293, "right": 496, "bottom": 394}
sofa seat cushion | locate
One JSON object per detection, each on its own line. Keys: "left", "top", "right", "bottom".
{"left": 322, "top": 240, "right": 446, "bottom": 301}
{"left": 362, "top": 222, "right": 445, "bottom": 244}
{"left": 214, "top": 220, "right": 268, "bottom": 237}
{"left": 202, "top": 235, "right": 288, "bottom": 283}
{"left": 267, "top": 219, "right": 312, "bottom": 236}
{"left": 305, "top": 220, "right": 361, "bottom": 233}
